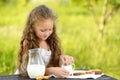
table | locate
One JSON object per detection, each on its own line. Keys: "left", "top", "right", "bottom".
{"left": 0, "top": 74, "right": 117, "bottom": 80}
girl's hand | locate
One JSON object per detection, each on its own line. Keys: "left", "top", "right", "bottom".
{"left": 60, "top": 54, "right": 74, "bottom": 65}
{"left": 46, "top": 67, "right": 69, "bottom": 78}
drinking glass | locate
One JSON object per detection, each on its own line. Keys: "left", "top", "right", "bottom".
{"left": 62, "top": 63, "right": 75, "bottom": 76}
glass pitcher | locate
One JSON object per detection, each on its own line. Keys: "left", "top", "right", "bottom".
{"left": 27, "top": 48, "right": 45, "bottom": 79}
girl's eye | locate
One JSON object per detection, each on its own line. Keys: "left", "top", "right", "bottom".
{"left": 40, "top": 29, "right": 52, "bottom": 32}
{"left": 40, "top": 30, "right": 45, "bottom": 32}
{"left": 49, "top": 29, "right": 52, "bottom": 31}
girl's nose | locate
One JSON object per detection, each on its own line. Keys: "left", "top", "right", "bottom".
{"left": 46, "top": 31, "right": 50, "bottom": 35}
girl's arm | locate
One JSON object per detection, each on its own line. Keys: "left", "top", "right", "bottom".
{"left": 45, "top": 67, "right": 69, "bottom": 78}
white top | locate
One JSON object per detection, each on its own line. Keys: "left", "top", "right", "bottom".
{"left": 40, "top": 47, "right": 51, "bottom": 66}
{"left": 14, "top": 48, "right": 51, "bottom": 74}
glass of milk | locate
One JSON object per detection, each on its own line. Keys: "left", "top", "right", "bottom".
{"left": 62, "top": 63, "right": 75, "bottom": 76}
{"left": 27, "top": 48, "right": 45, "bottom": 79}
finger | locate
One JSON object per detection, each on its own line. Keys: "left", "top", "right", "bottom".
{"left": 61, "top": 74, "right": 68, "bottom": 78}
{"left": 66, "top": 56, "right": 72, "bottom": 65}
{"left": 71, "top": 57, "right": 74, "bottom": 63}
{"left": 63, "top": 73, "right": 69, "bottom": 77}
{"left": 67, "top": 56, "right": 74, "bottom": 64}
{"left": 60, "top": 55, "right": 65, "bottom": 65}
{"left": 64, "top": 56, "right": 69, "bottom": 65}
{"left": 60, "top": 70, "right": 69, "bottom": 78}
{"left": 68, "top": 56, "right": 72, "bottom": 64}
{"left": 70, "top": 56, "right": 74, "bottom": 63}
{"left": 62, "top": 71, "right": 69, "bottom": 77}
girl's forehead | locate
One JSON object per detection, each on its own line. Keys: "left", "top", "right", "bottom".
{"left": 35, "top": 19, "right": 54, "bottom": 28}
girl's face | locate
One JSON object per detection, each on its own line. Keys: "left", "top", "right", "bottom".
{"left": 34, "top": 19, "right": 53, "bottom": 41}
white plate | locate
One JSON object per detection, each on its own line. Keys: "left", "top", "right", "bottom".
{"left": 68, "top": 70, "right": 104, "bottom": 79}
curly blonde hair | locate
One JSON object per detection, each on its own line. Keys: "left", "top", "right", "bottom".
{"left": 18, "top": 5, "right": 62, "bottom": 77}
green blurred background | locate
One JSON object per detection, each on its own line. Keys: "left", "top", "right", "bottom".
{"left": 0, "top": 0, "right": 120, "bottom": 79}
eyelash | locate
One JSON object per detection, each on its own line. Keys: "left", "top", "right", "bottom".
{"left": 49, "top": 29, "right": 52, "bottom": 31}
{"left": 40, "top": 29, "right": 52, "bottom": 32}
{"left": 40, "top": 30, "right": 45, "bottom": 32}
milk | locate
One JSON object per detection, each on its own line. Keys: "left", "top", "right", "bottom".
{"left": 27, "top": 65, "right": 45, "bottom": 78}
{"left": 62, "top": 64, "right": 75, "bottom": 75}
{"left": 62, "top": 65, "right": 73, "bottom": 74}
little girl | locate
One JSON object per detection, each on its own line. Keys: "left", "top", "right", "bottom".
{"left": 16, "top": 5, "right": 74, "bottom": 78}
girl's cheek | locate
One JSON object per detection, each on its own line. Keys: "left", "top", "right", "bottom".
{"left": 50, "top": 31, "right": 53, "bottom": 35}
{"left": 39, "top": 32, "right": 44, "bottom": 36}
{"left": 39, "top": 31, "right": 43, "bottom": 34}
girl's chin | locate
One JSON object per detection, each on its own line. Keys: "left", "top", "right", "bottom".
{"left": 38, "top": 36, "right": 49, "bottom": 41}
{"left": 41, "top": 37, "right": 48, "bottom": 40}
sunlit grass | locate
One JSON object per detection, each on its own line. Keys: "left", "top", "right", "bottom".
{"left": 0, "top": 1, "right": 120, "bottom": 79}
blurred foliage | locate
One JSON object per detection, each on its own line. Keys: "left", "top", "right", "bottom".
{"left": 0, "top": 0, "right": 120, "bottom": 79}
